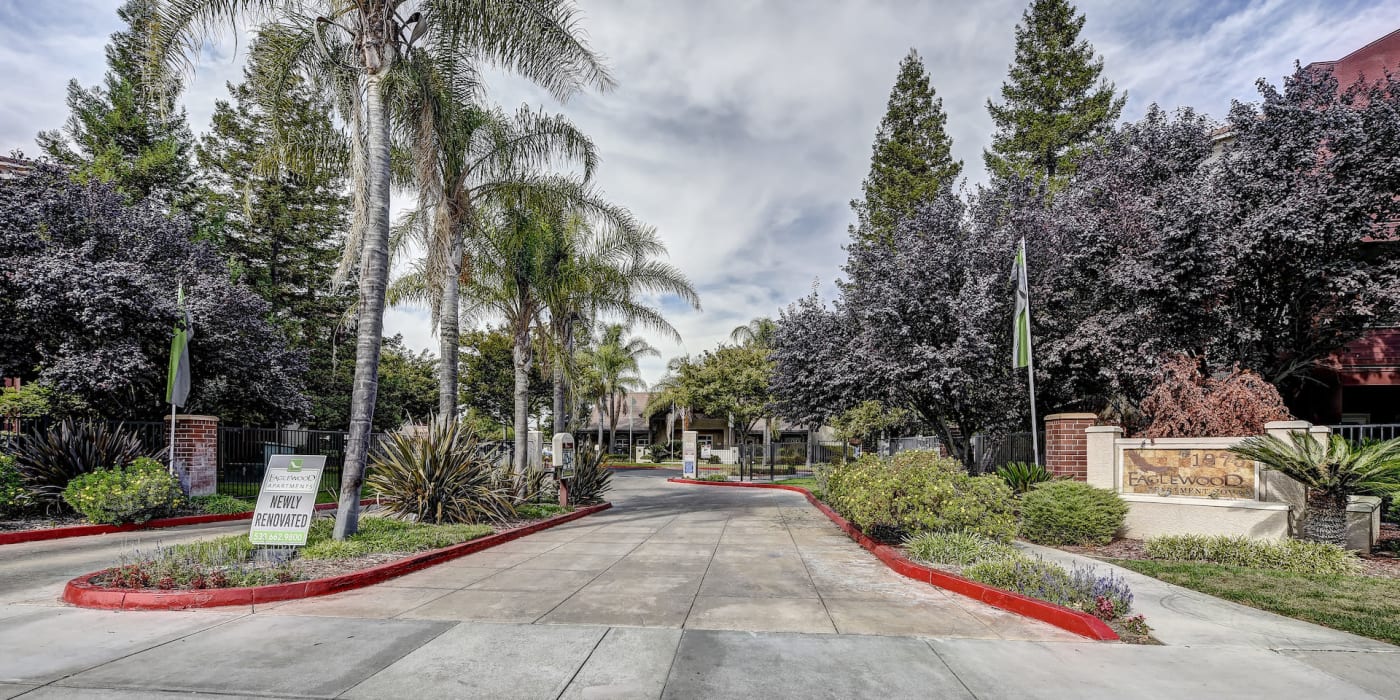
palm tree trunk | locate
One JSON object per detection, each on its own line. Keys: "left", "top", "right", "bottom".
{"left": 334, "top": 70, "right": 392, "bottom": 541}
{"left": 437, "top": 238, "right": 461, "bottom": 418}
{"left": 596, "top": 398, "right": 604, "bottom": 448}
{"left": 512, "top": 333, "right": 532, "bottom": 480}
{"left": 552, "top": 363, "right": 565, "bottom": 436}
{"left": 607, "top": 394, "right": 619, "bottom": 454}
{"left": 1302, "top": 490, "right": 1350, "bottom": 546}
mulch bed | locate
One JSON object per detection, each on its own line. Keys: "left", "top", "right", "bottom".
{"left": 0, "top": 514, "right": 89, "bottom": 532}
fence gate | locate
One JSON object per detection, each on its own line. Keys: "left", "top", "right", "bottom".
{"left": 217, "top": 427, "right": 355, "bottom": 499}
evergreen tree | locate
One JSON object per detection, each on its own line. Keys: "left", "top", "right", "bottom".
{"left": 853, "top": 50, "right": 961, "bottom": 243}
{"left": 36, "top": 0, "right": 194, "bottom": 206}
{"left": 984, "top": 0, "right": 1124, "bottom": 188}
{"left": 194, "top": 63, "right": 353, "bottom": 425}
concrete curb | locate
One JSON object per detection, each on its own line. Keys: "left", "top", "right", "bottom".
{"left": 62, "top": 502, "right": 612, "bottom": 611}
{"left": 667, "top": 477, "right": 1117, "bottom": 641}
{"left": 0, "top": 499, "right": 379, "bottom": 546}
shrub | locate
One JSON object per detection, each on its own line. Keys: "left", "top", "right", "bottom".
{"left": 191, "top": 494, "right": 255, "bottom": 515}
{"left": 0, "top": 453, "right": 31, "bottom": 517}
{"left": 698, "top": 473, "right": 730, "bottom": 482}
{"left": 515, "top": 502, "right": 568, "bottom": 520}
{"left": 1143, "top": 534, "right": 1360, "bottom": 576}
{"left": 964, "top": 554, "right": 1078, "bottom": 604}
{"left": 14, "top": 419, "right": 153, "bottom": 507}
{"left": 825, "top": 450, "right": 1018, "bottom": 542}
{"left": 366, "top": 418, "right": 516, "bottom": 524}
{"left": 1139, "top": 355, "right": 1291, "bottom": 438}
{"left": 1019, "top": 480, "right": 1127, "bottom": 546}
{"left": 996, "top": 461, "right": 1053, "bottom": 494}
{"left": 905, "top": 531, "right": 1020, "bottom": 567}
{"left": 964, "top": 554, "right": 1135, "bottom": 620}
{"left": 566, "top": 449, "right": 612, "bottom": 504}
{"left": 62, "top": 457, "right": 184, "bottom": 525}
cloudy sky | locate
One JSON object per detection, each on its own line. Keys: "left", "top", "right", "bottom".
{"left": 2, "top": 0, "right": 1397, "bottom": 384}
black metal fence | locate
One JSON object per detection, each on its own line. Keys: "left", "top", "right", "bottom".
{"left": 1, "top": 417, "right": 170, "bottom": 457}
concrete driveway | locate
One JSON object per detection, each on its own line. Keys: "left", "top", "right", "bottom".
{"left": 256, "top": 470, "right": 1077, "bottom": 640}
{"left": 2, "top": 469, "right": 1398, "bottom": 698}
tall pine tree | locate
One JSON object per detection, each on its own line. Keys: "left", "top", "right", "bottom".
{"left": 852, "top": 49, "right": 961, "bottom": 244}
{"left": 194, "top": 60, "right": 354, "bottom": 428}
{"left": 37, "top": 0, "right": 194, "bottom": 206}
{"left": 984, "top": 0, "right": 1124, "bottom": 189}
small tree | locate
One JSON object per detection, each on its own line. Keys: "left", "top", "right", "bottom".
{"left": 1231, "top": 432, "right": 1400, "bottom": 546}
{"left": 680, "top": 345, "right": 773, "bottom": 473}
{"left": 1139, "top": 355, "right": 1291, "bottom": 438}
{"left": 831, "top": 400, "right": 911, "bottom": 448}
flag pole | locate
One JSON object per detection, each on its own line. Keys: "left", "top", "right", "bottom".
{"left": 1021, "top": 238, "right": 1041, "bottom": 466}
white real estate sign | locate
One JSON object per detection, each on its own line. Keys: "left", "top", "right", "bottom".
{"left": 250, "top": 455, "right": 326, "bottom": 546}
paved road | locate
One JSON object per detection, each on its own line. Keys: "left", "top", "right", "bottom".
{"left": 0, "top": 470, "right": 1397, "bottom": 698}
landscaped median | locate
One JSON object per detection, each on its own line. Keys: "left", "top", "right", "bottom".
{"left": 667, "top": 476, "right": 1118, "bottom": 641}
{"left": 63, "top": 502, "right": 610, "bottom": 610}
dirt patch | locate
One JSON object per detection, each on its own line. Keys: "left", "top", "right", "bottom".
{"left": 0, "top": 514, "right": 89, "bottom": 532}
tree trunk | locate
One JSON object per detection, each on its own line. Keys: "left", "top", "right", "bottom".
{"left": 437, "top": 236, "right": 461, "bottom": 418}
{"left": 552, "top": 363, "right": 565, "bottom": 436}
{"left": 512, "top": 332, "right": 532, "bottom": 480}
{"left": 607, "top": 394, "right": 619, "bottom": 454}
{"left": 334, "top": 70, "right": 392, "bottom": 541}
{"left": 1301, "top": 490, "right": 1350, "bottom": 546}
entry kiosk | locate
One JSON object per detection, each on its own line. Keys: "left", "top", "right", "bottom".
{"left": 552, "top": 432, "right": 576, "bottom": 506}
{"left": 682, "top": 430, "right": 697, "bottom": 478}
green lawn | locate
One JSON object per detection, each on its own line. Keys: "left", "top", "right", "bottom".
{"left": 1110, "top": 559, "right": 1400, "bottom": 646}
{"left": 775, "top": 476, "right": 817, "bottom": 488}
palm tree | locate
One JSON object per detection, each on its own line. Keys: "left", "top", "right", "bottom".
{"left": 462, "top": 185, "right": 692, "bottom": 478}
{"left": 729, "top": 317, "right": 778, "bottom": 347}
{"left": 583, "top": 324, "right": 658, "bottom": 452}
{"left": 646, "top": 354, "right": 694, "bottom": 449}
{"left": 1230, "top": 432, "right": 1400, "bottom": 546}
{"left": 151, "top": 0, "right": 611, "bottom": 538}
{"left": 391, "top": 91, "right": 598, "bottom": 418}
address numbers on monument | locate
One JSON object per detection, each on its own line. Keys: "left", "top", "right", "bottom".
{"left": 1121, "top": 448, "right": 1256, "bottom": 500}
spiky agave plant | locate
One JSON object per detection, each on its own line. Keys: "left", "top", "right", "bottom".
{"left": 1230, "top": 432, "right": 1400, "bottom": 546}
{"left": 366, "top": 417, "right": 516, "bottom": 525}
{"left": 565, "top": 449, "right": 611, "bottom": 505}
{"left": 14, "top": 419, "right": 152, "bottom": 508}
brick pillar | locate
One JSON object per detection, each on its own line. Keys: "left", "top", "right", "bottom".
{"left": 1044, "top": 413, "right": 1097, "bottom": 481}
{"left": 172, "top": 415, "right": 219, "bottom": 496}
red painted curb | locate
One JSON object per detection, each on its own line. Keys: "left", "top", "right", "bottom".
{"left": 667, "top": 477, "right": 1118, "bottom": 641}
{"left": 0, "top": 499, "right": 378, "bottom": 547}
{"left": 62, "top": 502, "right": 612, "bottom": 610}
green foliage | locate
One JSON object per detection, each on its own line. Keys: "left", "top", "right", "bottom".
{"left": 514, "top": 502, "right": 569, "bottom": 520}
{"left": 366, "top": 419, "right": 517, "bottom": 525}
{"left": 0, "top": 453, "right": 30, "bottom": 517}
{"left": 567, "top": 449, "right": 612, "bottom": 504}
{"left": 100, "top": 536, "right": 293, "bottom": 590}
{"left": 191, "top": 494, "right": 255, "bottom": 515}
{"left": 905, "top": 531, "right": 1020, "bottom": 567}
{"left": 314, "top": 335, "right": 440, "bottom": 431}
{"left": 698, "top": 473, "right": 731, "bottom": 482}
{"left": 1143, "top": 535, "right": 1359, "bottom": 576}
{"left": 13, "top": 419, "right": 153, "bottom": 507}
{"left": 1019, "top": 480, "right": 1127, "bottom": 545}
{"left": 63, "top": 457, "right": 183, "bottom": 525}
{"left": 984, "top": 0, "right": 1125, "bottom": 187}
{"left": 458, "top": 327, "right": 550, "bottom": 426}
{"left": 830, "top": 400, "right": 910, "bottom": 447}
{"left": 36, "top": 0, "right": 194, "bottom": 206}
{"left": 853, "top": 50, "right": 962, "bottom": 244}
{"left": 996, "top": 461, "right": 1054, "bottom": 494}
{"left": 300, "top": 517, "right": 492, "bottom": 560}
{"left": 825, "top": 450, "right": 1018, "bottom": 542}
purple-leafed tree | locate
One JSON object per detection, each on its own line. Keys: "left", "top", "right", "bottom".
{"left": 842, "top": 189, "right": 1021, "bottom": 468}
{"left": 0, "top": 165, "right": 309, "bottom": 424}
{"left": 1198, "top": 66, "right": 1400, "bottom": 404}
{"left": 770, "top": 288, "right": 862, "bottom": 431}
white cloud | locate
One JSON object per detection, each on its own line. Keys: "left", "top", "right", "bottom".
{"left": 3, "top": 0, "right": 1397, "bottom": 386}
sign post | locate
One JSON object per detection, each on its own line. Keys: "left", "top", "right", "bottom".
{"left": 250, "top": 455, "right": 326, "bottom": 546}
{"left": 682, "top": 430, "right": 697, "bottom": 478}
{"left": 553, "top": 432, "right": 575, "bottom": 507}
